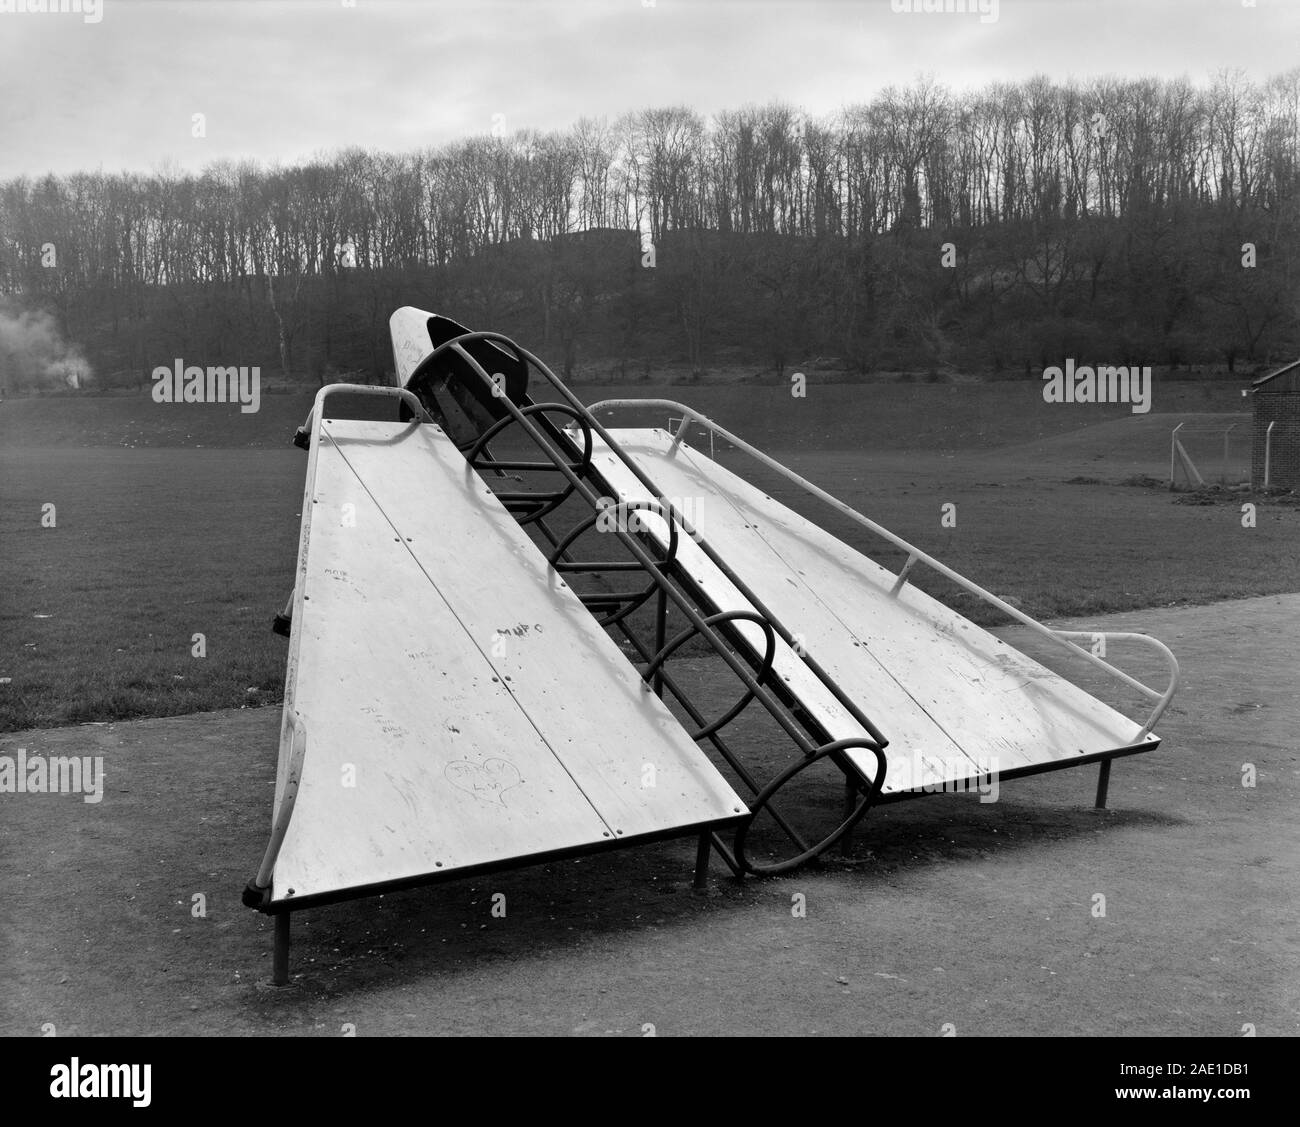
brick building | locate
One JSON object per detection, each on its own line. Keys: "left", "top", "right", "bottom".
{"left": 1250, "top": 359, "right": 1300, "bottom": 489}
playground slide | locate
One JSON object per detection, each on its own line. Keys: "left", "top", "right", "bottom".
{"left": 245, "top": 310, "right": 1178, "bottom": 978}
{"left": 262, "top": 412, "right": 746, "bottom": 908}
{"left": 589, "top": 428, "right": 1160, "bottom": 797}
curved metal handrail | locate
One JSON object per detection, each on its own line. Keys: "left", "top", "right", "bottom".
{"left": 547, "top": 500, "right": 683, "bottom": 626}
{"left": 244, "top": 715, "right": 308, "bottom": 908}
{"left": 466, "top": 401, "right": 596, "bottom": 524}
{"left": 295, "top": 383, "right": 434, "bottom": 446}
{"left": 643, "top": 610, "right": 778, "bottom": 740}
{"left": 1050, "top": 630, "right": 1179, "bottom": 736}
{"left": 732, "top": 738, "right": 888, "bottom": 876}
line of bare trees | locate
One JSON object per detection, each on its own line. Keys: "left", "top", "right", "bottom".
{"left": 1, "top": 70, "right": 1297, "bottom": 389}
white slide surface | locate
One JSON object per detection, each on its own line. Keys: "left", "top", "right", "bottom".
{"left": 592, "top": 428, "right": 1154, "bottom": 796}
{"left": 269, "top": 418, "right": 746, "bottom": 905}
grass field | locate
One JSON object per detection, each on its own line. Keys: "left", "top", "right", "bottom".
{"left": 1, "top": 379, "right": 1296, "bottom": 732}
{"left": 0, "top": 376, "right": 1251, "bottom": 451}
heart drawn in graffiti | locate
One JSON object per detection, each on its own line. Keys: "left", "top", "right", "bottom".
{"left": 443, "top": 758, "right": 523, "bottom": 806}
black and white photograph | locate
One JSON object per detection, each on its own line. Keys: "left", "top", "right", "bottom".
{"left": 0, "top": 0, "right": 1296, "bottom": 1088}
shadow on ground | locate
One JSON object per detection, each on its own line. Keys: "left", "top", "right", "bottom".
{"left": 1, "top": 595, "right": 1296, "bottom": 1036}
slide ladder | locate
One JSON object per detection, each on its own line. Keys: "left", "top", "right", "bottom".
{"left": 379, "top": 317, "right": 895, "bottom": 878}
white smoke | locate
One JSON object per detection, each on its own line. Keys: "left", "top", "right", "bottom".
{"left": 0, "top": 303, "right": 94, "bottom": 392}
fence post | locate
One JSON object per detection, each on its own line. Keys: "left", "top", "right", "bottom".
{"left": 1223, "top": 423, "right": 1237, "bottom": 484}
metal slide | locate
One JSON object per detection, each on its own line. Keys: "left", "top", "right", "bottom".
{"left": 586, "top": 424, "right": 1179, "bottom": 798}
{"left": 245, "top": 308, "right": 1179, "bottom": 980}
{"left": 244, "top": 381, "right": 750, "bottom": 979}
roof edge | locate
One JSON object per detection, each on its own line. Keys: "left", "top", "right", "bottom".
{"left": 1251, "top": 357, "right": 1300, "bottom": 388}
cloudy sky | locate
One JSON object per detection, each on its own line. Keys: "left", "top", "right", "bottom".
{"left": 0, "top": 0, "right": 1296, "bottom": 180}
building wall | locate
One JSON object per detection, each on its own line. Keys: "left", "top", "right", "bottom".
{"left": 1252, "top": 390, "right": 1300, "bottom": 488}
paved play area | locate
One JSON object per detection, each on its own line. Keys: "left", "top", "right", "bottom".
{"left": 2, "top": 593, "right": 1294, "bottom": 1036}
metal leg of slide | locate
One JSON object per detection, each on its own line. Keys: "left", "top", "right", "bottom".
{"left": 273, "top": 912, "right": 291, "bottom": 986}
{"left": 840, "top": 775, "right": 857, "bottom": 855}
{"left": 693, "top": 832, "right": 711, "bottom": 892}
{"left": 1094, "top": 759, "right": 1112, "bottom": 809}
{"left": 652, "top": 588, "right": 668, "bottom": 699}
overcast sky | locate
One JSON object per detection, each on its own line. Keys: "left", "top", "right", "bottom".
{"left": 0, "top": 0, "right": 1297, "bottom": 180}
